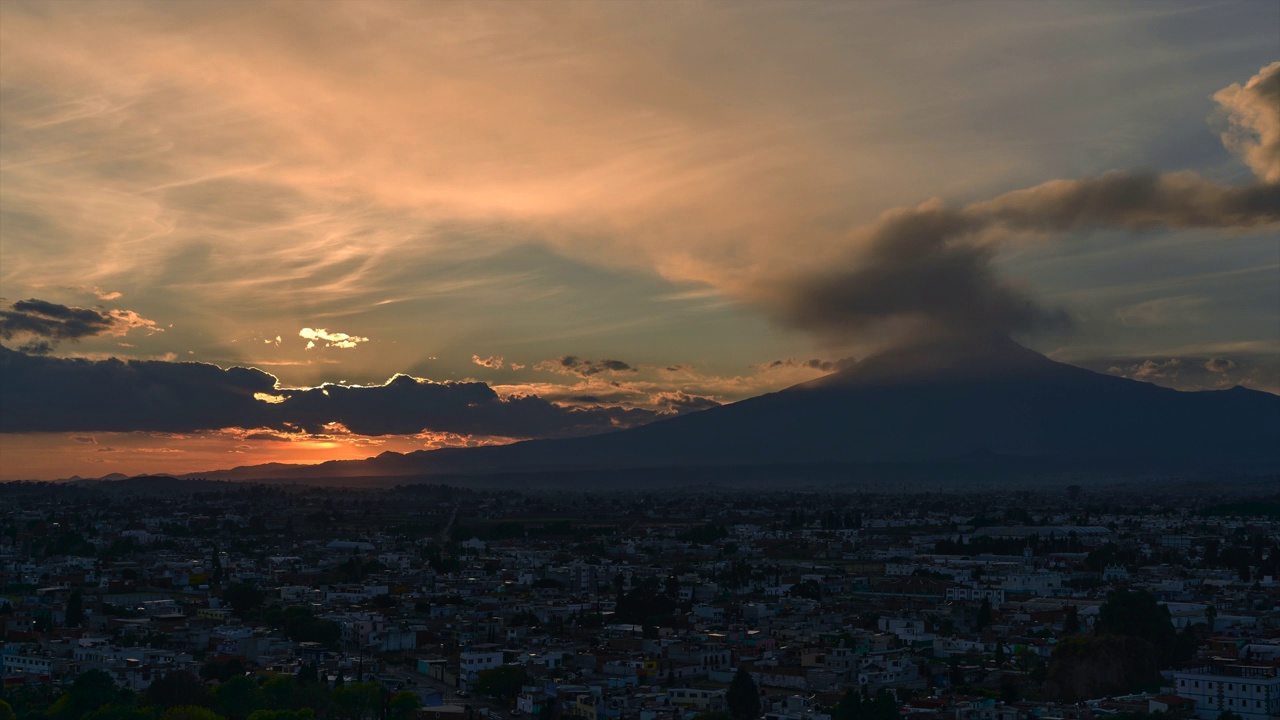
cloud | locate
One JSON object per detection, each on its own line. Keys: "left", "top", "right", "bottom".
{"left": 299, "top": 327, "right": 368, "bottom": 350}
{"left": 759, "top": 357, "right": 858, "bottom": 373}
{"left": 1121, "top": 357, "right": 1183, "bottom": 381}
{"left": 2, "top": 4, "right": 1275, "bottom": 377}
{"left": 0, "top": 298, "right": 160, "bottom": 352}
{"left": 1204, "top": 357, "right": 1236, "bottom": 374}
{"left": 650, "top": 391, "right": 722, "bottom": 414}
{"left": 471, "top": 354, "right": 505, "bottom": 369}
{"left": 1114, "top": 295, "right": 1208, "bottom": 327}
{"left": 0, "top": 346, "right": 663, "bottom": 438}
{"left": 766, "top": 171, "right": 1279, "bottom": 345}
{"left": 761, "top": 62, "right": 1280, "bottom": 347}
{"left": 536, "top": 355, "right": 638, "bottom": 377}
{"left": 1214, "top": 61, "right": 1280, "bottom": 183}
{"left": 1091, "top": 352, "right": 1278, "bottom": 393}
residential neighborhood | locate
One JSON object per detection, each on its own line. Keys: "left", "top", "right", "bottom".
{"left": 1, "top": 479, "right": 1278, "bottom": 720}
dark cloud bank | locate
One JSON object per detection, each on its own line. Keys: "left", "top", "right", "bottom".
{"left": 0, "top": 298, "right": 156, "bottom": 354}
{"left": 538, "top": 355, "right": 637, "bottom": 377}
{"left": 0, "top": 345, "right": 662, "bottom": 438}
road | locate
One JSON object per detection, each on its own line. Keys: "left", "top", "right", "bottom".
{"left": 380, "top": 664, "right": 515, "bottom": 718}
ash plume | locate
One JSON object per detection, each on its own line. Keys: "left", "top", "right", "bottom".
{"left": 766, "top": 62, "right": 1280, "bottom": 347}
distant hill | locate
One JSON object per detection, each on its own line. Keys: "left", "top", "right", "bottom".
{"left": 182, "top": 339, "right": 1278, "bottom": 484}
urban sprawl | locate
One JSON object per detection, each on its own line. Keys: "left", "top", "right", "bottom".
{"left": 1, "top": 481, "right": 1278, "bottom": 720}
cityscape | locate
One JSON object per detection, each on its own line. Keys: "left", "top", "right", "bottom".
{"left": 1, "top": 2, "right": 1278, "bottom": 720}
{"left": 1, "top": 480, "right": 1279, "bottom": 720}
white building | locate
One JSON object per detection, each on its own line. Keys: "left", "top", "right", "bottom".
{"left": 1172, "top": 662, "right": 1280, "bottom": 720}
{"left": 460, "top": 650, "right": 504, "bottom": 675}
{"left": 946, "top": 585, "right": 1006, "bottom": 608}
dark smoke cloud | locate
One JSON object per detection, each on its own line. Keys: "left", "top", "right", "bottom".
{"left": 651, "top": 391, "right": 722, "bottom": 414}
{"left": 0, "top": 298, "right": 159, "bottom": 350}
{"left": 761, "top": 357, "right": 858, "bottom": 372}
{"left": 768, "top": 63, "right": 1280, "bottom": 345}
{"left": 536, "top": 355, "right": 638, "bottom": 377}
{"left": 0, "top": 346, "right": 662, "bottom": 437}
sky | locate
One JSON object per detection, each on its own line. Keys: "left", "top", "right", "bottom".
{"left": 0, "top": 1, "right": 1277, "bottom": 480}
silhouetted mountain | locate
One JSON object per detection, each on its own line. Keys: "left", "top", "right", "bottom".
{"left": 193, "top": 340, "right": 1278, "bottom": 483}
{"left": 68, "top": 474, "right": 237, "bottom": 495}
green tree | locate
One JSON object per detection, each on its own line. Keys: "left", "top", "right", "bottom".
{"left": 215, "top": 676, "right": 264, "bottom": 720}
{"left": 65, "top": 589, "right": 84, "bottom": 628}
{"left": 975, "top": 598, "right": 992, "bottom": 630}
{"left": 476, "top": 666, "right": 527, "bottom": 703}
{"left": 866, "top": 689, "right": 899, "bottom": 720}
{"left": 147, "top": 671, "right": 211, "bottom": 711}
{"left": 1063, "top": 605, "right": 1080, "bottom": 635}
{"left": 725, "top": 669, "right": 760, "bottom": 720}
{"left": 387, "top": 692, "right": 421, "bottom": 720}
{"left": 162, "top": 707, "right": 224, "bottom": 720}
{"left": 247, "top": 712, "right": 316, "bottom": 720}
{"left": 260, "top": 677, "right": 298, "bottom": 711}
{"left": 831, "top": 688, "right": 863, "bottom": 720}
{"left": 331, "top": 683, "right": 381, "bottom": 720}
{"left": 47, "top": 669, "right": 135, "bottom": 720}
{"left": 1096, "top": 589, "right": 1177, "bottom": 659}
{"left": 222, "top": 583, "right": 265, "bottom": 620}
{"left": 0, "top": 699, "right": 14, "bottom": 720}
{"left": 83, "top": 706, "right": 158, "bottom": 720}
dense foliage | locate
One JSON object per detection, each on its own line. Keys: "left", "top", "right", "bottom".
{"left": 0, "top": 669, "right": 418, "bottom": 720}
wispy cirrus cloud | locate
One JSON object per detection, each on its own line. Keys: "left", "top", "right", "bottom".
{"left": 4, "top": 2, "right": 1273, "bottom": 378}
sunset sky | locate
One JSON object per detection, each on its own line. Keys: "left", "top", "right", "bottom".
{"left": 1, "top": 1, "right": 1277, "bottom": 479}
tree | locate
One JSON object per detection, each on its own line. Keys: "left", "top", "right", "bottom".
{"left": 211, "top": 546, "right": 224, "bottom": 585}
{"left": 0, "top": 700, "right": 14, "bottom": 720}
{"left": 163, "top": 708, "right": 224, "bottom": 720}
{"left": 248, "top": 712, "right": 316, "bottom": 720}
{"left": 867, "top": 689, "right": 899, "bottom": 720}
{"left": 831, "top": 688, "right": 863, "bottom": 720}
{"left": 260, "top": 677, "right": 300, "bottom": 711}
{"left": 147, "top": 670, "right": 210, "bottom": 711}
{"left": 47, "top": 669, "right": 135, "bottom": 720}
{"left": 1063, "top": 605, "right": 1080, "bottom": 635}
{"left": 331, "top": 682, "right": 381, "bottom": 720}
{"left": 65, "top": 589, "right": 84, "bottom": 628}
{"left": 388, "top": 692, "right": 421, "bottom": 720}
{"left": 296, "top": 662, "right": 319, "bottom": 686}
{"left": 222, "top": 583, "right": 265, "bottom": 620}
{"left": 215, "top": 676, "right": 265, "bottom": 720}
{"left": 1096, "top": 589, "right": 1177, "bottom": 658}
{"left": 975, "top": 598, "right": 992, "bottom": 630}
{"left": 725, "top": 669, "right": 760, "bottom": 720}
{"left": 83, "top": 706, "right": 156, "bottom": 720}
{"left": 476, "top": 666, "right": 527, "bottom": 703}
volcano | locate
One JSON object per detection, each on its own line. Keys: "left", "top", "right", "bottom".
{"left": 199, "top": 339, "right": 1279, "bottom": 482}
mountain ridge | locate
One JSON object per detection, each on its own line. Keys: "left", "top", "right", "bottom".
{"left": 154, "top": 341, "right": 1279, "bottom": 483}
